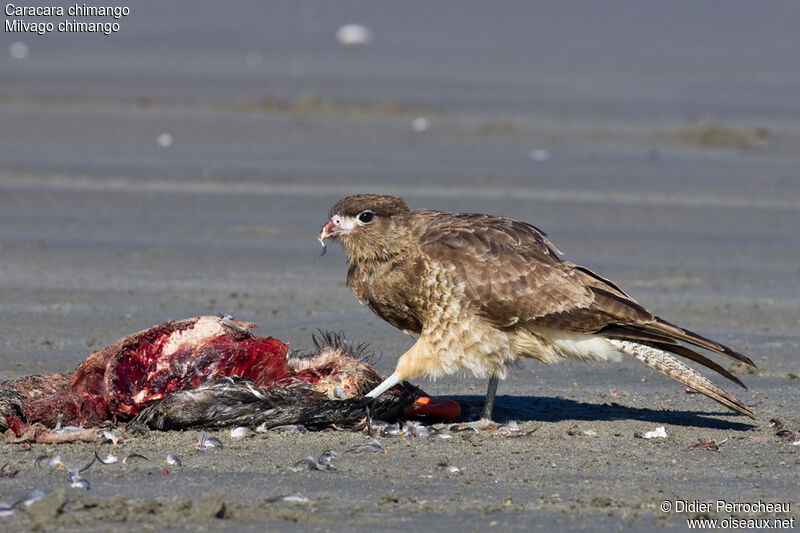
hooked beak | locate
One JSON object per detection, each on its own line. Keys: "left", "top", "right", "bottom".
{"left": 318, "top": 220, "right": 335, "bottom": 256}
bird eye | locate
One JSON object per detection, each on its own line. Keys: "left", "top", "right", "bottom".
{"left": 357, "top": 211, "right": 374, "bottom": 224}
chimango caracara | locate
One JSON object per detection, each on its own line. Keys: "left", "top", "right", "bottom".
{"left": 318, "top": 194, "right": 756, "bottom": 423}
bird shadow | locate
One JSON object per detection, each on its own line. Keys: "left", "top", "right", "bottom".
{"left": 450, "top": 394, "right": 757, "bottom": 431}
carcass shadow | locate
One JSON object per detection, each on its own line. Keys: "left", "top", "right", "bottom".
{"left": 450, "top": 394, "right": 757, "bottom": 431}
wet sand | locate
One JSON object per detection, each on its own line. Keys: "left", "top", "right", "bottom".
{"left": 1, "top": 2, "right": 799, "bottom": 531}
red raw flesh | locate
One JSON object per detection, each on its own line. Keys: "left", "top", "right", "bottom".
{"left": 23, "top": 392, "right": 109, "bottom": 428}
{"left": 285, "top": 362, "right": 339, "bottom": 386}
{"left": 204, "top": 336, "right": 290, "bottom": 384}
{"left": 4, "top": 413, "right": 25, "bottom": 437}
{"left": 108, "top": 334, "right": 290, "bottom": 415}
{"left": 69, "top": 316, "right": 289, "bottom": 418}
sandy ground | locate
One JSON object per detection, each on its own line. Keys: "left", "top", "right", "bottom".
{"left": 1, "top": 1, "right": 799, "bottom": 531}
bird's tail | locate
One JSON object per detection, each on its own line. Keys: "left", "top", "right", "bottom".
{"left": 609, "top": 340, "right": 756, "bottom": 419}
{"left": 648, "top": 318, "right": 756, "bottom": 368}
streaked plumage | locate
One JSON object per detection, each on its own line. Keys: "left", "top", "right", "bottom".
{"left": 319, "top": 194, "right": 756, "bottom": 420}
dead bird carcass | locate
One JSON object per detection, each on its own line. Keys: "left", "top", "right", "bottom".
{"left": 1, "top": 315, "right": 459, "bottom": 436}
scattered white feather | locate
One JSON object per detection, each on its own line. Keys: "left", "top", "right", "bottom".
{"left": 412, "top": 117, "right": 430, "bottom": 132}
{"left": 156, "top": 133, "right": 174, "bottom": 148}
{"left": 9, "top": 41, "right": 29, "bottom": 59}
{"left": 99, "top": 453, "right": 119, "bottom": 464}
{"left": 529, "top": 149, "right": 550, "bottom": 162}
{"left": 22, "top": 490, "right": 45, "bottom": 507}
{"left": 282, "top": 493, "right": 310, "bottom": 504}
{"left": 336, "top": 24, "right": 373, "bottom": 45}
{"left": 643, "top": 426, "right": 668, "bottom": 439}
{"left": 100, "top": 430, "right": 120, "bottom": 444}
{"left": 230, "top": 426, "right": 252, "bottom": 439}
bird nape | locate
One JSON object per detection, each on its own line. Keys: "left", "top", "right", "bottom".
{"left": 318, "top": 194, "right": 757, "bottom": 423}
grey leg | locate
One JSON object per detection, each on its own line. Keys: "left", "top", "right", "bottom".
{"left": 446, "top": 374, "right": 501, "bottom": 431}
{"left": 480, "top": 374, "right": 499, "bottom": 421}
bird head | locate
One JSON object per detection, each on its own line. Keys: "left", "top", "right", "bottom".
{"left": 318, "top": 194, "right": 411, "bottom": 260}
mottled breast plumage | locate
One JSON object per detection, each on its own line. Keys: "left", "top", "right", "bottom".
{"left": 347, "top": 253, "right": 425, "bottom": 334}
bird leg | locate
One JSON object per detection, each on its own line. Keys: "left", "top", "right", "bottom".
{"left": 480, "top": 374, "right": 499, "bottom": 422}
{"left": 367, "top": 338, "right": 433, "bottom": 399}
{"left": 461, "top": 374, "right": 501, "bottom": 430}
{"left": 446, "top": 374, "right": 501, "bottom": 431}
{"left": 365, "top": 373, "right": 401, "bottom": 399}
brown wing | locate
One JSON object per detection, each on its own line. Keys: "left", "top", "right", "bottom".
{"left": 417, "top": 211, "right": 755, "bottom": 372}
{"left": 417, "top": 211, "right": 651, "bottom": 330}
